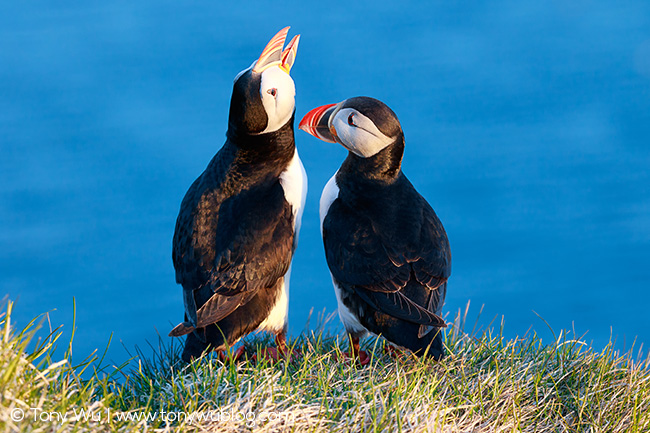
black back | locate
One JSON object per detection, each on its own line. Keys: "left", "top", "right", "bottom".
{"left": 172, "top": 76, "right": 298, "bottom": 359}
{"left": 324, "top": 140, "right": 451, "bottom": 358}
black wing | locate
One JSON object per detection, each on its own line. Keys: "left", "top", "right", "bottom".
{"left": 171, "top": 170, "right": 294, "bottom": 336}
{"left": 323, "top": 180, "right": 450, "bottom": 328}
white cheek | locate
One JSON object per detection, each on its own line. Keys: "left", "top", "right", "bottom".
{"left": 331, "top": 118, "right": 377, "bottom": 158}
{"left": 332, "top": 109, "right": 394, "bottom": 158}
{"left": 259, "top": 67, "right": 296, "bottom": 134}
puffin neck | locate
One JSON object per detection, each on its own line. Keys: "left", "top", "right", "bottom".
{"left": 339, "top": 134, "right": 405, "bottom": 184}
{"left": 226, "top": 114, "right": 296, "bottom": 167}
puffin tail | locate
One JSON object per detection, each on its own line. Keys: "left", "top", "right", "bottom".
{"left": 418, "top": 323, "right": 435, "bottom": 338}
{"left": 168, "top": 321, "right": 195, "bottom": 337}
{"left": 418, "top": 281, "right": 447, "bottom": 338}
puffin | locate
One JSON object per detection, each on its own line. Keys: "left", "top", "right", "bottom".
{"left": 299, "top": 96, "right": 451, "bottom": 363}
{"left": 169, "top": 27, "right": 307, "bottom": 363}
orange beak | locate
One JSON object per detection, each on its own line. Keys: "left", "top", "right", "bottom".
{"left": 299, "top": 103, "right": 338, "bottom": 143}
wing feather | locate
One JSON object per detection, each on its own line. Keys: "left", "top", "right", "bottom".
{"left": 354, "top": 287, "right": 446, "bottom": 327}
{"left": 171, "top": 176, "right": 295, "bottom": 333}
{"left": 323, "top": 176, "right": 451, "bottom": 330}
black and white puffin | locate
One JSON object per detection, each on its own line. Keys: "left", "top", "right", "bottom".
{"left": 169, "top": 28, "right": 307, "bottom": 362}
{"left": 299, "top": 97, "right": 450, "bottom": 362}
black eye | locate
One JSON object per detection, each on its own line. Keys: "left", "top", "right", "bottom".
{"left": 347, "top": 113, "right": 356, "bottom": 126}
{"left": 267, "top": 88, "right": 277, "bottom": 97}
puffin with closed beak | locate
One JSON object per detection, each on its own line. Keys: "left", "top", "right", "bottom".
{"left": 299, "top": 96, "right": 451, "bottom": 363}
{"left": 170, "top": 28, "right": 307, "bottom": 363}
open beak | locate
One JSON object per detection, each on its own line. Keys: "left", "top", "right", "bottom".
{"left": 299, "top": 103, "right": 339, "bottom": 143}
{"left": 253, "top": 27, "right": 300, "bottom": 74}
{"left": 280, "top": 35, "right": 300, "bottom": 74}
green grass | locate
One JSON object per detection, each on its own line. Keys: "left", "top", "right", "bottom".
{"left": 1, "top": 299, "right": 649, "bottom": 432}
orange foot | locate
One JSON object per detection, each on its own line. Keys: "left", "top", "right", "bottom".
{"left": 216, "top": 345, "right": 246, "bottom": 362}
{"left": 252, "top": 347, "right": 300, "bottom": 364}
{"left": 384, "top": 344, "right": 407, "bottom": 359}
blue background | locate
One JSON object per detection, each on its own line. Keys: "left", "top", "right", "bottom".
{"left": 2, "top": 0, "right": 649, "bottom": 363}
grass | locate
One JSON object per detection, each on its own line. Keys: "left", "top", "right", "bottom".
{"left": 1, "top": 299, "right": 649, "bottom": 432}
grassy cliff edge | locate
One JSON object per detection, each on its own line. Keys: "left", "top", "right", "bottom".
{"left": 1, "top": 300, "right": 649, "bottom": 433}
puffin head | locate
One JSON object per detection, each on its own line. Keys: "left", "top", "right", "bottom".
{"left": 299, "top": 97, "right": 403, "bottom": 158}
{"left": 228, "top": 27, "right": 300, "bottom": 136}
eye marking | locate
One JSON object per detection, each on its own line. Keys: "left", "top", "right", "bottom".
{"left": 267, "top": 88, "right": 277, "bottom": 97}
{"left": 347, "top": 113, "right": 356, "bottom": 127}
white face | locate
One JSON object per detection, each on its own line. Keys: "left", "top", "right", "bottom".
{"left": 329, "top": 107, "right": 395, "bottom": 158}
{"left": 258, "top": 65, "right": 296, "bottom": 134}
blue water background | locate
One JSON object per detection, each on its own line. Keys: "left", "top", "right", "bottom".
{"left": 1, "top": 0, "right": 649, "bottom": 363}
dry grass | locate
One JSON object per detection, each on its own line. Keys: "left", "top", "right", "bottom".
{"left": 1, "top": 299, "right": 649, "bottom": 432}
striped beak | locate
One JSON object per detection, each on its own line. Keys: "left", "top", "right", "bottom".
{"left": 253, "top": 27, "right": 300, "bottom": 74}
{"left": 280, "top": 35, "right": 300, "bottom": 74}
{"left": 299, "top": 103, "right": 338, "bottom": 143}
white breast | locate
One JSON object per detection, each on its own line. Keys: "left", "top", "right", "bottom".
{"left": 319, "top": 172, "right": 339, "bottom": 235}
{"left": 257, "top": 276, "right": 289, "bottom": 332}
{"left": 280, "top": 149, "right": 308, "bottom": 235}
{"left": 320, "top": 172, "right": 367, "bottom": 335}
{"left": 266, "top": 150, "right": 306, "bottom": 331}
{"left": 332, "top": 276, "right": 368, "bottom": 335}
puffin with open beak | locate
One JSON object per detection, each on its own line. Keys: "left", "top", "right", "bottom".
{"left": 170, "top": 27, "right": 306, "bottom": 363}
{"left": 299, "top": 97, "right": 451, "bottom": 363}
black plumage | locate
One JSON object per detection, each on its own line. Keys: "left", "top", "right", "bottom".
{"left": 306, "top": 97, "right": 451, "bottom": 360}
{"left": 324, "top": 151, "right": 450, "bottom": 357}
{"left": 171, "top": 118, "right": 297, "bottom": 360}
{"left": 170, "top": 44, "right": 302, "bottom": 362}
